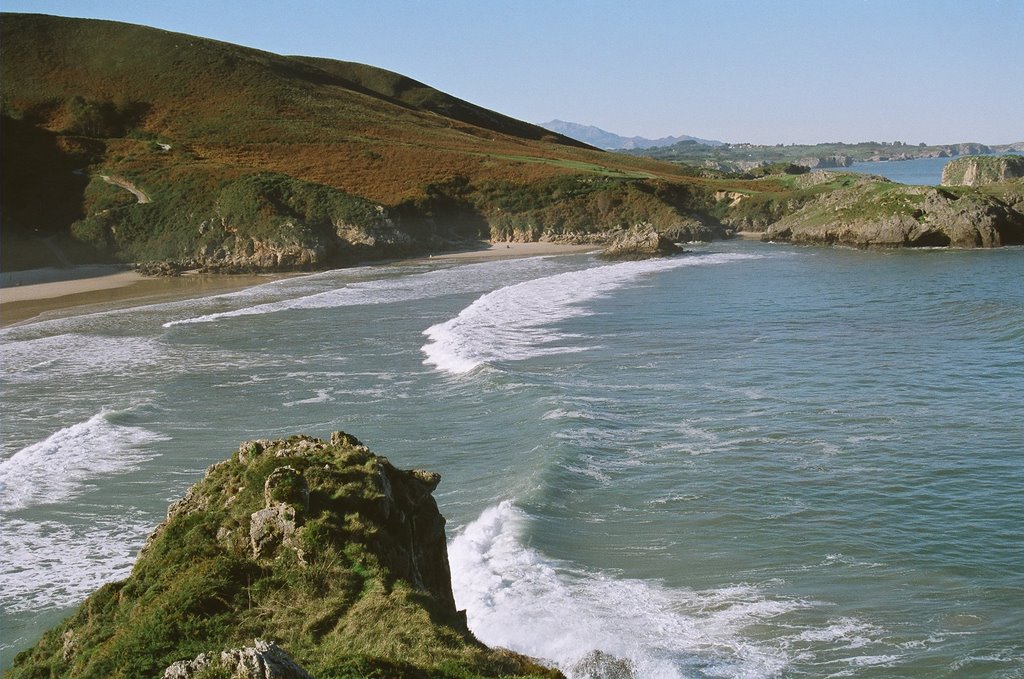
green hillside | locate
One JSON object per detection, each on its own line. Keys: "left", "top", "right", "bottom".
{"left": 0, "top": 13, "right": 723, "bottom": 272}
{"left": 2, "top": 13, "right": 1022, "bottom": 272}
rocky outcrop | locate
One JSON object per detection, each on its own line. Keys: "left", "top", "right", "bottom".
{"left": 8, "top": 433, "right": 560, "bottom": 679}
{"left": 794, "top": 155, "right": 853, "bottom": 169}
{"left": 600, "top": 225, "right": 685, "bottom": 260}
{"left": 763, "top": 183, "right": 1024, "bottom": 248}
{"left": 164, "top": 640, "right": 313, "bottom": 679}
{"left": 941, "top": 155, "right": 1024, "bottom": 187}
{"left": 249, "top": 466, "right": 307, "bottom": 559}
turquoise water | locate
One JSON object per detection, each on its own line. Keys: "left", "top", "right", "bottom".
{"left": 2, "top": 241, "right": 1022, "bottom": 677}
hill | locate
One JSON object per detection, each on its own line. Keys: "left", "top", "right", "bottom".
{"left": 539, "top": 119, "right": 722, "bottom": 150}
{"left": 5, "top": 432, "right": 563, "bottom": 678}
{"left": 0, "top": 13, "right": 728, "bottom": 272}
{"left": 2, "top": 13, "right": 1022, "bottom": 271}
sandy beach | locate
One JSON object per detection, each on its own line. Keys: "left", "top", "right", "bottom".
{"left": 0, "top": 242, "right": 598, "bottom": 327}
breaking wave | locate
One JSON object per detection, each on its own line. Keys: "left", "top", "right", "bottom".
{"left": 0, "top": 412, "right": 167, "bottom": 512}
{"left": 164, "top": 257, "right": 557, "bottom": 327}
{"left": 422, "top": 253, "right": 762, "bottom": 374}
{"left": 448, "top": 501, "right": 801, "bottom": 678}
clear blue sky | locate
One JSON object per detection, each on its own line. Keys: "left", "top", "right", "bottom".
{"left": 3, "top": 0, "right": 1021, "bottom": 144}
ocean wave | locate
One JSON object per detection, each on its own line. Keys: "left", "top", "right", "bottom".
{"left": 0, "top": 333, "right": 165, "bottom": 384}
{"left": 164, "top": 257, "right": 556, "bottom": 327}
{"left": 422, "top": 252, "right": 762, "bottom": 375}
{"left": 0, "top": 412, "right": 167, "bottom": 512}
{"left": 0, "top": 511, "right": 153, "bottom": 613}
{"left": 448, "top": 501, "right": 800, "bottom": 678}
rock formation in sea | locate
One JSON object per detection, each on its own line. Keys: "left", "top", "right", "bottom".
{"left": 599, "top": 224, "right": 685, "bottom": 260}
{"left": 6, "top": 433, "right": 562, "bottom": 679}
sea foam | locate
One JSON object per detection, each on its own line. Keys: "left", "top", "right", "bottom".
{"left": 448, "top": 501, "right": 799, "bottom": 678}
{"left": 164, "top": 257, "right": 556, "bottom": 327}
{"left": 0, "top": 511, "right": 153, "bottom": 613}
{"left": 422, "top": 252, "right": 762, "bottom": 374}
{"left": 0, "top": 412, "right": 167, "bottom": 512}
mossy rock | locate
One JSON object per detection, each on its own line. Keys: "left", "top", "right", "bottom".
{"left": 7, "top": 433, "right": 562, "bottom": 679}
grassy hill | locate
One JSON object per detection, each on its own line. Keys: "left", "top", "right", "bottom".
{"left": 1, "top": 13, "right": 726, "bottom": 271}
{"left": 3, "top": 13, "right": 1022, "bottom": 272}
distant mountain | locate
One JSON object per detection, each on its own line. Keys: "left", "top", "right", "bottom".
{"left": 539, "top": 119, "right": 722, "bottom": 150}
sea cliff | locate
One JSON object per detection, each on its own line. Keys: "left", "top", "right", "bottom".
{"left": 6, "top": 433, "right": 561, "bottom": 679}
{"left": 941, "top": 155, "right": 1024, "bottom": 187}
{"left": 761, "top": 176, "right": 1024, "bottom": 248}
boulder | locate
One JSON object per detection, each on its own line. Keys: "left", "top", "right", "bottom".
{"left": 163, "top": 639, "right": 314, "bottom": 679}
{"left": 600, "top": 225, "right": 684, "bottom": 260}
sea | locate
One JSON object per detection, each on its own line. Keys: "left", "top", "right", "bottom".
{"left": 844, "top": 153, "right": 1017, "bottom": 186}
{"left": 1, "top": 239, "right": 1022, "bottom": 677}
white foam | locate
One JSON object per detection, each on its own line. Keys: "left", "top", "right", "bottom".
{"left": 164, "top": 257, "right": 556, "bottom": 327}
{"left": 0, "top": 511, "right": 154, "bottom": 612}
{"left": 0, "top": 413, "right": 167, "bottom": 512}
{"left": 448, "top": 501, "right": 800, "bottom": 678}
{"left": 423, "top": 253, "right": 762, "bottom": 374}
{"left": 282, "top": 388, "right": 334, "bottom": 407}
{"left": 1, "top": 333, "right": 165, "bottom": 383}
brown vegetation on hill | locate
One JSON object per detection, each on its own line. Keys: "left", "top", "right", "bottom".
{"left": 3, "top": 13, "right": 1020, "bottom": 272}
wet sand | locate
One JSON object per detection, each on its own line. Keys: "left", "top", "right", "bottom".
{"left": 0, "top": 243, "right": 598, "bottom": 327}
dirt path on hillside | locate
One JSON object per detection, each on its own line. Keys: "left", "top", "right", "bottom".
{"left": 100, "top": 175, "right": 150, "bottom": 204}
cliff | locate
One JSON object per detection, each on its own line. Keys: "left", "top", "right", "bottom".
{"left": 941, "top": 155, "right": 1024, "bottom": 187}
{"left": 6, "top": 433, "right": 561, "bottom": 679}
{"left": 762, "top": 180, "right": 1024, "bottom": 248}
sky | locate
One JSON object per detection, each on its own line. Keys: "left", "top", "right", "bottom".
{"left": 2, "top": 0, "right": 1022, "bottom": 145}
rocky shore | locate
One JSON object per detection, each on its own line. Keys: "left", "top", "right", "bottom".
{"left": 760, "top": 160, "right": 1024, "bottom": 249}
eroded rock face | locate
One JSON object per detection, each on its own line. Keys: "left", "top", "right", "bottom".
{"left": 163, "top": 639, "right": 314, "bottom": 679}
{"left": 249, "top": 465, "right": 309, "bottom": 559}
{"left": 941, "top": 155, "right": 1024, "bottom": 187}
{"left": 600, "top": 225, "right": 684, "bottom": 260}
{"left": 763, "top": 183, "right": 1024, "bottom": 248}
{"left": 250, "top": 503, "right": 299, "bottom": 559}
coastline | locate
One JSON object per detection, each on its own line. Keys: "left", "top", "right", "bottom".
{"left": 0, "top": 242, "right": 597, "bottom": 328}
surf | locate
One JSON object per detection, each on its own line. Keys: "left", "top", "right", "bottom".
{"left": 422, "top": 253, "right": 763, "bottom": 375}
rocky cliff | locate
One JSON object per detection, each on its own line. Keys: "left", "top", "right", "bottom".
{"left": 763, "top": 180, "right": 1024, "bottom": 248}
{"left": 941, "top": 155, "right": 1024, "bottom": 187}
{"left": 7, "top": 433, "right": 561, "bottom": 679}
{"left": 794, "top": 155, "right": 853, "bottom": 169}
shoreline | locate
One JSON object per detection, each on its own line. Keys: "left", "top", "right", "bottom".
{"left": 0, "top": 242, "right": 597, "bottom": 328}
